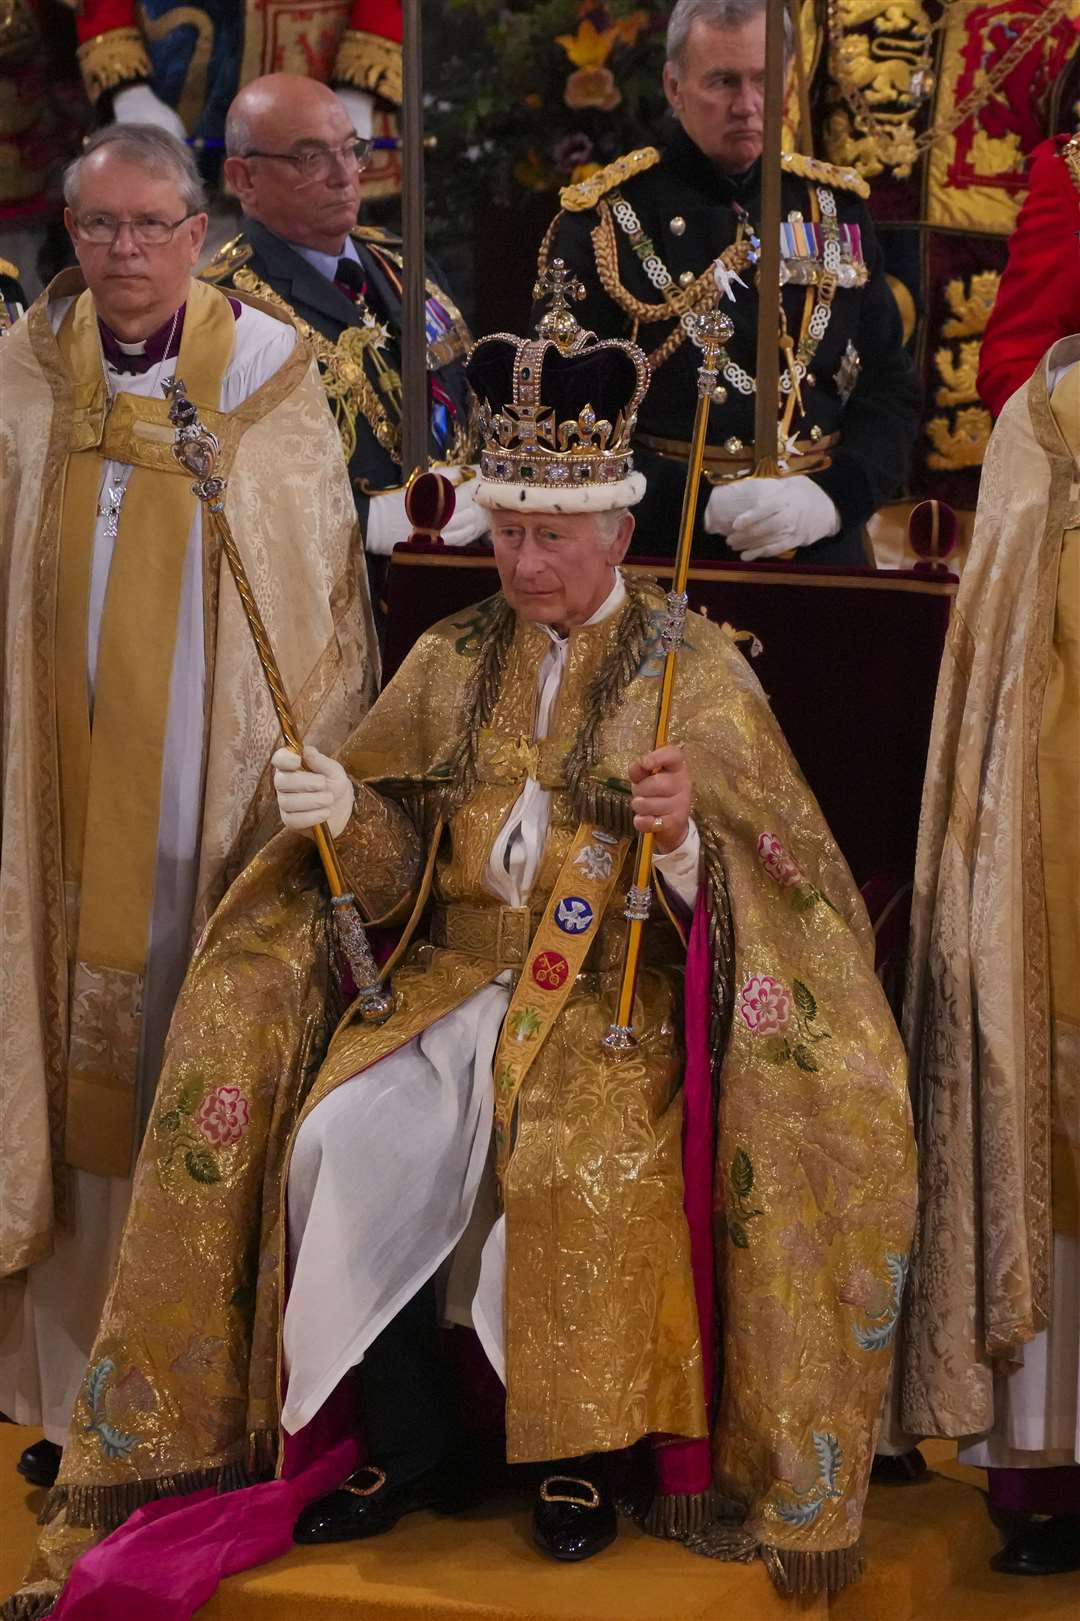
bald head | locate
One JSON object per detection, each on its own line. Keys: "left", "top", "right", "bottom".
{"left": 224, "top": 74, "right": 366, "bottom": 254}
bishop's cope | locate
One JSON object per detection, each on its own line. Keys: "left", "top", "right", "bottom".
{"left": 8, "top": 256, "right": 915, "bottom": 1616}
{"left": 0, "top": 123, "right": 377, "bottom": 1510}
{"left": 537, "top": 0, "right": 919, "bottom": 565}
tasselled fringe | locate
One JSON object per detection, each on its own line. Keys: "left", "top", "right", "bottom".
{"left": 0, "top": 1589, "right": 58, "bottom": 1621}
{"left": 38, "top": 1428, "right": 278, "bottom": 1531}
{"left": 761, "top": 1539, "right": 865, "bottom": 1596}
{"left": 643, "top": 1487, "right": 745, "bottom": 1540}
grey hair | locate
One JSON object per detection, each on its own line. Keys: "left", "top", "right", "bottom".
{"left": 594, "top": 507, "right": 632, "bottom": 541}
{"left": 224, "top": 106, "right": 254, "bottom": 159}
{"left": 63, "top": 124, "right": 207, "bottom": 214}
{"left": 666, "top": 0, "right": 793, "bottom": 67}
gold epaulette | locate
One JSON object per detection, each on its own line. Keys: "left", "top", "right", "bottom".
{"left": 200, "top": 234, "right": 253, "bottom": 285}
{"left": 1062, "top": 132, "right": 1080, "bottom": 200}
{"left": 781, "top": 152, "right": 870, "bottom": 200}
{"left": 559, "top": 147, "right": 660, "bottom": 212}
{"left": 351, "top": 224, "right": 400, "bottom": 245}
{"left": 0, "top": 257, "right": 20, "bottom": 282}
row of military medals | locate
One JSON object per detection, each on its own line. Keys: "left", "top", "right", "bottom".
{"left": 617, "top": 188, "right": 865, "bottom": 460}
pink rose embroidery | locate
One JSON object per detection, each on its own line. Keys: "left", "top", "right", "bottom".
{"left": 738, "top": 975, "right": 792, "bottom": 1036}
{"left": 757, "top": 831, "right": 803, "bottom": 888}
{"left": 195, "top": 1085, "right": 251, "bottom": 1148}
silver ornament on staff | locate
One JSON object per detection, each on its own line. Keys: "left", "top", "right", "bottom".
{"left": 163, "top": 376, "right": 393, "bottom": 1024}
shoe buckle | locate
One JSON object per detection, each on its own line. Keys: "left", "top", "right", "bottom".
{"left": 539, "top": 1474, "right": 600, "bottom": 1509}
{"left": 343, "top": 1464, "right": 388, "bottom": 1497}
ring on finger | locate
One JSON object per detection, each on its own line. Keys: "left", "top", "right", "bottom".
{"left": 653, "top": 814, "right": 664, "bottom": 830}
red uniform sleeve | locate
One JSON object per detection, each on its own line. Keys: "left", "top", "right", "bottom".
{"left": 74, "top": 0, "right": 152, "bottom": 104}
{"left": 977, "top": 137, "right": 1080, "bottom": 417}
{"left": 335, "top": 0, "right": 402, "bottom": 102}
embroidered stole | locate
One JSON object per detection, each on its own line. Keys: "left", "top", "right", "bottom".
{"left": 54, "top": 279, "right": 235, "bottom": 1176}
{"left": 492, "top": 821, "right": 630, "bottom": 1187}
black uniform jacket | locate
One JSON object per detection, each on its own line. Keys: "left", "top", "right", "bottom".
{"left": 203, "top": 217, "right": 476, "bottom": 535}
{"left": 536, "top": 128, "right": 920, "bottom": 564}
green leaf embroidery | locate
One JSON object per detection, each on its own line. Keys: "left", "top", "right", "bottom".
{"left": 793, "top": 980, "right": 817, "bottom": 1020}
{"left": 509, "top": 1008, "right": 542, "bottom": 1043}
{"left": 158, "top": 1109, "right": 182, "bottom": 1133}
{"left": 758, "top": 1035, "right": 791, "bottom": 1064}
{"left": 791, "top": 886, "right": 819, "bottom": 912}
{"left": 731, "top": 1148, "right": 754, "bottom": 1200}
{"left": 184, "top": 1148, "right": 222, "bottom": 1185}
{"left": 728, "top": 1219, "right": 749, "bottom": 1249}
{"left": 793, "top": 1043, "right": 819, "bottom": 1072}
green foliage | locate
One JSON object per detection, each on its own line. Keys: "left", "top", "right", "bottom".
{"left": 185, "top": 1147, "right": 222, "bottom": 1185}
{"left": 425, "top": 3, "right": 670, "bottom": 245}
{"left": 731, "top": 1147, "right": 754, "bottom": 1200}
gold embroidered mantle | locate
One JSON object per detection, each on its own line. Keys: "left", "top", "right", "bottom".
{"left": 10, "top": 586, "right": 915, "bottom": 1614}
{"left": 0, "top": 269, "right": 377, "bottom": 1283}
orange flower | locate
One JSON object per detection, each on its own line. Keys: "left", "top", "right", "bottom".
{"left": 564, "top": 65, "right": 621, "bottom": 111}
{"left": 523, "top": 92, "right": 543, "bottom": 110}
{"left": 612, "top": 9, "right": 650, "bottom": 47}
{"left": 570, "top": 161, "right": 602, "bottom": 184}
{"left": 513, "top": 149, "right": 554, "bottom": 191}
{"left": 555, "top": 18, "right": 619, "bottom": 69}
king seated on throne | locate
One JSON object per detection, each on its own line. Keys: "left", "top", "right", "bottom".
{"left": 6, "top": 302, "right": 915, "bottom": 1619}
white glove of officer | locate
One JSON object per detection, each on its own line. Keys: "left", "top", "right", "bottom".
{"left": 113, "top": 84, "right": 187, "bottom": 141}
{"left": 705, "top": 474, "right": 840, "bottom": 562}
{"left": 363, "top": 470, "right": 490, "bottom": 555}
{"left": 273, "top": 746, "right": 353, "bottom": 838}
{"left": 335, "top": 87, "right": 376, "bottom": 139}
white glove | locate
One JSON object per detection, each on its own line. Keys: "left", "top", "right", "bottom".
{"left": 113, "top": 84, "right": 187, "bottom": 140}
{"left": 364, "top": 471, "right": 490, "bottom": 555}
{"left": 335, "top": 87, "right": 376, "bottom": 140}
{"left": 705, "top": 474, "right": 840, "bottom": 562}
{"left": 273, "top": 745, "right": 353, "bottom": 838}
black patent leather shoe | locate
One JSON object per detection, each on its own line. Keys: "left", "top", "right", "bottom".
{"left": 990, "top": 1516, "right": 1080, "bottom": 1576}
{"left": 532, "top": 1473, "right": 617, "bottom": 1562}
{"left": 869, "top": 1447, "right": 928, "bottom": 1487}
{"left": 293, "top": 1460, "right": 465, "bottom": 1545}
{"left": 16, "top": 1438, "right": 62, "bottom": 1488}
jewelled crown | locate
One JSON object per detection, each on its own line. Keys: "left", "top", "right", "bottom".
{"left": 466, "top": 260, "right": 649, "bottom": 513}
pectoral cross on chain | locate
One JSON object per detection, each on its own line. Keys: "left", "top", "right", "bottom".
{"left": 97, "top": 482, "right": 126, "bottom": 539}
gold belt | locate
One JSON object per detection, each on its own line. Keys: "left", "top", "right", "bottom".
{"left": 429, "top": 903, "right": 682, "bottom": 974}
{"left": 635, "top": 429, "right": 838, "bottom": 480}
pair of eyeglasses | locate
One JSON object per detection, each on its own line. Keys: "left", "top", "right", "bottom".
{"left": 241, "top": 137, "right": 374, "bottom": 182}
{"left": 74, "top": 211, "right": 200, "bottom": 245}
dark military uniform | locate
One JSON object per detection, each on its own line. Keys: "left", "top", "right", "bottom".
{"left": 202, "top": 219, "right": 477, "bottom": 542}
{"left": 536, "top": 129, "right": 920, "bottom": 564}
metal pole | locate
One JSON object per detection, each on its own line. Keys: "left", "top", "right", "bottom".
{"left": 400, "top": 0, "right": 429, "bottom": 482}
{"left": 753, "top": 0, "right": 787, "bottom": 475}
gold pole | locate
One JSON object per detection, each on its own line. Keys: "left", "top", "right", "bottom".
{"left": 602, "top": 307, "right": 733, "bottom": 1055}
{"left": 753, "top": 0, "right": 788, "bottom": 476}
{"left": 164, "top": 379, "right": 393, "bottom": 1022}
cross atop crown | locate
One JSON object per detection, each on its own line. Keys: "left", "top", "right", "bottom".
{"left": 532, "top": 258, "right": 588, "bottom": 353}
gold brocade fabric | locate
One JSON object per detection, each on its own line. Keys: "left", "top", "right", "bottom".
{"left": 1043, "top": 365, "right": 1080, "bottom": 1236}
{"left": 0, "top": 269, "right": 378, "bottom": 1284}
{"left": 12, "top": 585, "right": 915, "bottom": 1611}
{"left": 900, "top": 339, "right": 1080, "bottom": 1440}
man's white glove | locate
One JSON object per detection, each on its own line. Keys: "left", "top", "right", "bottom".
{"left": 113, "top": 84, "right": 187, "bottom": 140}
{"left": 273, "top": 746, "right": 353, "bottom": 838}
{"left": 364, "top": 471, "right": 490, "bottom": 555}
{"left": 705, "top": 474, "right": 840, "bottom": 562}
{"left": 335, "top": 87, "right": 376, "bottom": 140}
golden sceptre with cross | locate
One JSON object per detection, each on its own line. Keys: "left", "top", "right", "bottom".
{"left": 163, "top": 377, "right": 394, "bottom": 1024}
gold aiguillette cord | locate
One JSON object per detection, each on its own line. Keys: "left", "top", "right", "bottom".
{"left": 164, "top": 377, "right": 393, "bottom": 1023}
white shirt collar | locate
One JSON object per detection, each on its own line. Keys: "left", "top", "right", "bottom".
{"left": 284, "top": 231, "right": 362, "bottom": 286}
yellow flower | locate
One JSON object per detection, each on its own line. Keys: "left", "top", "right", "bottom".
{"left": 612, "top": 9, "right": 650, "bottom": 47}
{"left": 570, "top": 161, "right": 602, "bottom": 185}
{"left": 555, "top": 18, "right": 619, "bottom": 69}
{"left": 513, "top": 149, "right": 554, "bottom": 191}
{"left": 564, "top": 65, "right": 622, "bottom": 112}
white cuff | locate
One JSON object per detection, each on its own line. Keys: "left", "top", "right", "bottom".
{"left": 651, "top": 819, "right": 701, "bottom": 914}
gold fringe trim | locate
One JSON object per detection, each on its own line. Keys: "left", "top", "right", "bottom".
{"left": 644, "top": 1487, "right": 738, "bottom": 1539}
{"left": 0, "top": 1590, "right": 57, "bottom": 1621}
{"left": 38, "top": 1429, "right": 278, "bottom": 1532}
{"left": 439, "top": 593, "right": 517, "bottom": 818}
{"left": 761, "top": 1539, "right": 865, "bottom": 1596}
{"left": 700, "top": 823, "right": 736, "bottom": 1065}
{"left": 333, "top": 29, "right": 402, "bottom": 104}
{"left": 77, "top": 28, "right": 153, "bottom": 103}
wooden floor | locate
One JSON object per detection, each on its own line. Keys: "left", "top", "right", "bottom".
{"left": 3, "top": 1427, "right": 1078, "bottom": 1621}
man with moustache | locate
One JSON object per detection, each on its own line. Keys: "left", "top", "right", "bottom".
{"left": 536, "top": 0, "right": 918, "bottom": 565}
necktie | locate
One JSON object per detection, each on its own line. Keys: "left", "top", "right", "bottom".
{"left": 335, "top": 256, "right": 368, "bottom": 303}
